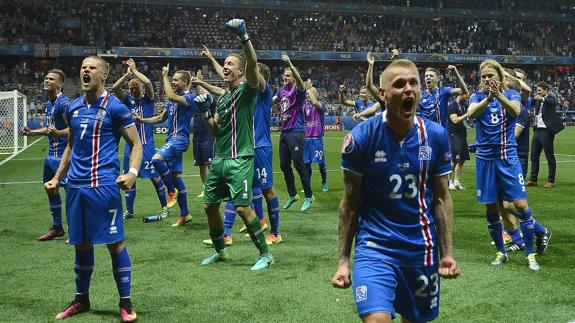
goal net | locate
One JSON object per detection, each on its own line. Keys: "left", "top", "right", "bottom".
{"left": 0, "top": 91, "right": 28, "bottom": 155}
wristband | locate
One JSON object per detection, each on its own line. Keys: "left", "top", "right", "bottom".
{"left": 241, "top": 37, "right": 250, "bottom": 44}
{"left": 129, "top": 167, "right": 138, "bottom": 177}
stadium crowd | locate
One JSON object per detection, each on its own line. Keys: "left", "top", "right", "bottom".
{"left": 1, "top": 2, "right": 574, "bottom": 56}
{"left": 2, "top": 58, "right": 574, "bottom": 121}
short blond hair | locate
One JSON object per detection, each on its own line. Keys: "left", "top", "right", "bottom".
{"left": 379, "top": 59, "right": 419, "bottom": 89}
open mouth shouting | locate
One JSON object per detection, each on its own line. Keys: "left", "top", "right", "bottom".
{"left": 402, "top": 97, "right": 415, "bottom": 114}
{"left": 82, "top": 73, "right": 91, "bottom": 86}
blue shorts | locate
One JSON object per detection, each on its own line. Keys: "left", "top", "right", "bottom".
{"left": 65, "top": 185, "right": 125, "bottom": 245}
{"left": 253, "top": 146, "right": 274, "bottom": 190}
{"left": 124, "top": 143, "right": 157, "bottom": 179}
{"left": 476, "top": 157, "right": 527, "bottom": 204}
{"left": 303, "top": 137, "right": 325, "bottom": 164}
{"left": 193, "top": 139, "right": 214, "bottom": 166}
{"left": 43, "top": 156, "right": 68, "bottom": 187}
{"left": 353, "top": 256, "right": 440, "bottom": 323}
{"left": 157, "top": 136, "right": 189, "bottom": 173}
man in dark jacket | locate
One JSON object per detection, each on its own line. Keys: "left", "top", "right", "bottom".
{"left": 526, "top": 81, "right": 565, "bottom": 188}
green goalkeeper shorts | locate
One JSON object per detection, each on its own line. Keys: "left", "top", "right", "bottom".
{"left": 204, "top": 156, "right": 254, "bottom": 207}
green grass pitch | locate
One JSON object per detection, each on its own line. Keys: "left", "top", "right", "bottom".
{"left": 1, "top": 127, "right": 574, "bottom": 322}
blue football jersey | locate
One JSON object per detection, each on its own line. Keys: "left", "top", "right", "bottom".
{"left": 418, "top": 86, "right": 453, "bottom": 128}
{"left": 66, "top": 92, "right": 135, "bottom": 188}
{"left": 44, "top": 93, "right": 70, "bottom": 158}
{"left": 354, "top": 100, "right": 377, "bottom": 115}
{"left": 341, "top": 115, "right": 452, "bottom": 266}
{"left": 254, "top": 84, "right": 273, "bottom": 148}
{"left": 166, "top": 92, "right": 198, "bottom": 140}
{"left": 192, "top": 100, "right": 215, "bottom": 142}
{"left": 123, "top": 94, "right": 155, "bottom": 145}
{"left": 470, "top": 89, "right": 521, "bottom": 160}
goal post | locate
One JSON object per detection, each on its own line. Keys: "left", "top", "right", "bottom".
{"left": 0, "top": 90, "right": 28, "bottom": 155}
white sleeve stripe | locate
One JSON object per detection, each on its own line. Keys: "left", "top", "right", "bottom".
{"left": 341, "top": 167, "right": 364, "bottom": 176}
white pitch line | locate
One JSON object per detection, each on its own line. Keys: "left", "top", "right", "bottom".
{"left": 0, "top": 137, "right": 44, "bottom": 167}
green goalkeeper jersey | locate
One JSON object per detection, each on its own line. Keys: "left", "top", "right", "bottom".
{"left": 214, "top": 81, "right": 257, "bottom": 159}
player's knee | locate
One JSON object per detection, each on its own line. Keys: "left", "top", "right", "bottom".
{"left": 204, "top": 203, "right": 219, "bottom": 215}
{"left": 485, "top": 203, "right": 499, "bottom": 214}
{"left": 361, "top": 312, "right": 393, "bottom": 323}
{"left": 263, "top": 187, "right": 276, "bottom": 199}
{"left": 106, "top": 241, "right": 125, "bottom": 254}
{"left": 75, "top": 243, "right": 93, "bottom": 251}
{"left": 501, "top": 201, "right": 516, "bottom": 215}
{"left": 513, "top": 199, "right": 528, "bottom": 212}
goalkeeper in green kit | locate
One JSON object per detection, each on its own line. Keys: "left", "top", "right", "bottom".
{"left": 194, "top": 18, "right": 274, "bottom": 271}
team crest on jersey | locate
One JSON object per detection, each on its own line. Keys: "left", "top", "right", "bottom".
{"left": 419, "top": 146, "right": 432, "bottom": 160}
{"left": 96, "top": 109, "right": 107, "bottom": 121}
{"left": 355, "top": 285, "right": 368, "bottom": 303}
{"left": 342, "top": 133, "right": 354, "bottom": 154}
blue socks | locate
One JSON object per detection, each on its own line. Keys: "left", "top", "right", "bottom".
{"left": 533, "top": 220, "right": 546, "bottom": 235}
{"left": 152, "top": 178, "right": 167, "bottom": 208}
{"left": 172, "top": 177, "right": 188, "bottom": 216}
{"left": 267, "top": 195, "right": 280, "bottom": 235}
{"left": 223, "top": 202, "right": 236, "bottom": 237}
{"left": 517, "top": 209, "right": 535, "bottom": 255}
{"left": 508, "top": 228, "right": 525, "bottom": 246}
{"left": 319, "top": 162, "right": 327, "bottom": 184}
{"left": 74, "top": 248, "right": 94, "bottom": 295}
{"left": 125, "top": 183, "right": 136, "bottom": 215}
{"left": 111, "top": 247, "right": 131, "bottom": 299}
{"left": 252, "top": 188, "right": 264, "bottom": 221}
{"left": 487, "top": 211, "right": 505, "bottom": 253}
{"left": 152, "top": 159, "right": 174, "bottom": 193}
{"left": 49, "top": 194, "right": 63, "bottom": 229}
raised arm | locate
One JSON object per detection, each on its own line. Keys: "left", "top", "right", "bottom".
{"left": 338, "top": 85, "right": 356, "bottom": 107}
{"left": 366, "top": 52, "right": 380, "bottom": 101}
{"left": 126, "top": 58, "right": 154, "bottom": 99}
{"left": 331, "top": 169, "right": 362, "bottom": 289}
{"left": 431, "top": 174, "right": 460, "bottom": 279}
{"left": 162, "top": 64, "right": 188, "bottom": 106}
{"left": 353, "top": 101, "right": 381, "bottom": 120}
{"left": 111, "top": 68, "right": 132, "bottom": 102}
{"left": 192, "top": 77, "right": 225, "bottom": 96}
{"left": 201, "top": 45, "right": 225, "bottom": 79}
{"left": 307, "top": 87, "right": 322, "bottom": 109}
{"left": 282, "top": 53, "right": 305, "bottom": 91}
{"left": 225, "top": 19, "right": 262, "bottom": 89}
{"left": 447, "top": 65, "right": 469, "bottom": 96}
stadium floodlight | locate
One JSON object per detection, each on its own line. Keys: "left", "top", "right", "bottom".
{"left": 0, "top": 90, "right": 28, "bottom": 156}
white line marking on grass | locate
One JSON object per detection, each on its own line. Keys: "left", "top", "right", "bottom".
{"left": 0, "top": 138, "right": 44, "bottom": 167}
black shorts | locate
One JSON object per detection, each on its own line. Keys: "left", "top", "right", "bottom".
{"left": 450, "top": 134, "right": 469, "bottom": 162}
